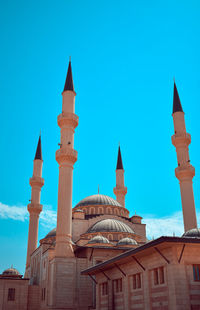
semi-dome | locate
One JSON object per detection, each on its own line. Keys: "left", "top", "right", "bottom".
{"left": 87, "top": 219, "right": 134, "bottom": 234}
{"left": 117, "top": 237, "right": 137, "bottom": 246}
{"left": 88, "top": 235, "right": 110, "bottom": 244}
{"left": 182, "top": 228, "right": 200, "bottom": 238}
{"left": 75, "top": 194, "right": 122, "bottom": 208}
{"left": 2, "top": 267, "right": 21, "bottom": 276}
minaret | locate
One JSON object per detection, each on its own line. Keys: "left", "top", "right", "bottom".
{"left": 26, "top": 136, "right": 44, "bottom": 271}
{"left": 55, "top": 59, "right": 78, "bottom": 257}
{"left": 113, "top": 146, "right": 127, "bottom": 207}
{"left": 171, "top": 82, "right": 197, "bottom": 232}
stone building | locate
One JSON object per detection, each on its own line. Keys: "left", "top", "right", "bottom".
{"left": 0, "top": 60, "right": 199, "bottom": 310}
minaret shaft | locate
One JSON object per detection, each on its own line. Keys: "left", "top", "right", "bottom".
{"left": 26, "top": 148, "right": 44, "bottom": 272}
{"left": 55, "top": 65, "right": 78, "bottom": 257}
{"left": 172, "top": 109, "right": 197, "bottom": 232}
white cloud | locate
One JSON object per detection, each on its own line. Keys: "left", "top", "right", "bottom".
{"left": 0, "top": 202, "right": 28, "bottom": 221}
{"left": 144, "top": 211, "right": 200, "bottom": 240}
{"left": 0, "top": 202, "right": 56, "bottom": 227}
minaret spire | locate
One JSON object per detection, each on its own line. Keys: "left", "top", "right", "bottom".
{"left": 173, "top": 82, "right": 183, "bottom": 113}
{"left": 63, "top": 58, "right": 74, "bottom": 92}
{"left": 116, "top": 146, "right": 124, "bottom": 170}
{"left": 171, "top": 83, "right": 197, "bottom": 232}
{"left": 25, "top": 136, "right": 44, "bottom": 276}
{"left": 34, "top": 135, "right": 42, "bottom": 160}
{"left": 113, "top": 146, "right": 127, "bottom": 207}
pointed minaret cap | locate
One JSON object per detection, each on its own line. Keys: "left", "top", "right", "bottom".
{"left": 173, "top": 81, "right": 183, "bottom": 114}
{"left": 116, "top": 146, "right": 124, "bottom": 170}
{"left": 63, "top": 58, "right": 74, "bottom": 92}
{"left": 34, "top": 135, "right": 42, "bottom": 160}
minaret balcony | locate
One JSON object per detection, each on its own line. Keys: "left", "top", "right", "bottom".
{"left": 175, "top": 165, "right": 195, "bottom": 181}
{"left": 27, "top": 203, "right": 43, "bottom": 214}
{"left": 113, "top": 186, "right": 127, "bottom": 195}
{"left": 56, "top": 146, "right": 78, "bottom": 165}
{"left": 57, "top": 112, "right": 79, "bottom": 129}
{"left": 29, "top": 176, "right": 45, "bottom": 188}
{"left": 171, "top": 133, "right": 191, "bottom": 147}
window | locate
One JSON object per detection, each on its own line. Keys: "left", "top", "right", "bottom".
{"left": 153, "top": 267, "right": 165, "bottom": 286}
{"left": 114, "top": 278, "right": 122, "bottom": 293}
{"left": 193, "top": 265, "right": 200, "bottom": 281}
{"left": 101, "top": 282, "right": 108, "bottom": 296}
{"left": 8, "top": 288, "right": 15, "bottom": 301}
{"left": 132, "top": 273, "right": 142, "bottom": 290}
{"left": 41, "top": 288, "right": 46, "bottom": 301}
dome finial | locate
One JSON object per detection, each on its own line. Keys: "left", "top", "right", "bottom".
{"left": 98, "top": 184, "right": 100, "bottom": 194}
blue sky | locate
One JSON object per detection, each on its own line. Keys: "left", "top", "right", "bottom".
{"left": 0, "top": 0, "right": 200, "bottom": 274}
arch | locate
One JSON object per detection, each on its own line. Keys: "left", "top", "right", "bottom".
{"left": 107, "top": 207, "right": 112, "bottom": 215}
{"left": 108, "top": 234, "right": 113, "bottom": 241}
{"left": 90, "top": 207, "right": 95, "bottom": 214}
{"left": 98, "top": 207, "right": 103, "bottom": 214}
{"left": 82, "top": 208, "right": 87, "bottom": 214}
{"left": 114, "top": 208, "right": 119, "bottom": 215}
{"left": 118, "top": 234, "right": 123, "bottom": 240}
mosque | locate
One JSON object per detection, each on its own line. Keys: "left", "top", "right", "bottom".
{"left": 0, "top": 61, "right": 200, "bottom": 310}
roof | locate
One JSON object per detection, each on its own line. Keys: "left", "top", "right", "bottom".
{"left": 2, "top": 267, "right": 22, "bottom": 278}
{"left": 87, "top": 219, "right": 134, "bottom": 234}
{"left": 34, "top": 135, "right": 42, "bottom": 160}
{"left": 74, "top": 194, "right": 122, "bottom": 208}
{"left": 45, "top": 228, "right": 56, "bottom": 238}
{"left": 116, "top": 146, "right": 123, "bottom": 170}
{"left": 182, "top": 228, "right": 200, "bottom": 238}
{"left": 81, "top": 236, "right": 200, "bottom": 275}
{"left": 63, "top": 60, "right": 74, "bottom": 92}
{"left": 173, "top": 82, "right": 183, "bottom": 114}
{"left": 117, "top": 237, "right": 137, "bottom": 246}
{"left": 88, "top": 235, "right": 110, "bottom": 244}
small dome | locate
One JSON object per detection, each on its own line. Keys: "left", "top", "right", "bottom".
{"left": 88, "top": 235, "right": 110, "bottom": 244}
{"left": 2, "top": 267, "right": 20, "bottom": 276}
{"left": 45, "top": 228, "right": 56, "bottom": 238}
{"left": 117, "top": 237, "right": 137, "bottom": 246}
{"left": 87, "top": 219, "right": 134, "bottom": 234}
{"left": 182, "top": 228, "right": 200, "bottom": 238}
{"left": 75, "top": 194, "right": 122, "bottom": 208}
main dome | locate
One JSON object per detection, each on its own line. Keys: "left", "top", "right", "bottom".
{"left": 74, "top": 194, "right": 122, "bottom": 208}
{"left": 87, "top": 219, "right": 134, "bottom": 234}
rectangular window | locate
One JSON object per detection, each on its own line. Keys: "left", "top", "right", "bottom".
{"left": 114, "top": 279, "right": 122, "bottom": 293}
{"left": 101, "top": 282, "right": 108, "bottom": 296}
{"left": 193, "top": 265, "right": 200, "bottom": 281}
{"left": 153, "top": 267, "right": 165, "bottom": 286}
{"left": 132, "top": 273, "right": 142, "bottom": 290}
{"left": 159, "top": 267, "right": 164, "bottom": 284}
{"left": 8, "top": 288, "right": 15, "bottom": 301}
{"left": 41, "top": 288, "right": 46, "bottom": 301}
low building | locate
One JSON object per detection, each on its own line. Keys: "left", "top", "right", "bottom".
{"left": 82, "top": 234, "right": 200, "bottom": 310}
{"left": 0, "top": 267, "right": 29, "bottom": 310}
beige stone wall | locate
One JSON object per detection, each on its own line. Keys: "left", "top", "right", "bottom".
{"left": 0, "top": 278, "right": 29, "bottom": 310}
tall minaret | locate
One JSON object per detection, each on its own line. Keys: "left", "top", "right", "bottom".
{"left": 171, "top": 82, "right": 197, "bottom": 232}
{"left": 55, "top": 59, "right": 78, "bottom": 257}
{"left": 26, "top": 136, "right": 44, "bottom": 271}
{"left": 113, "top": 146, "right": 127, "bottom": 207}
